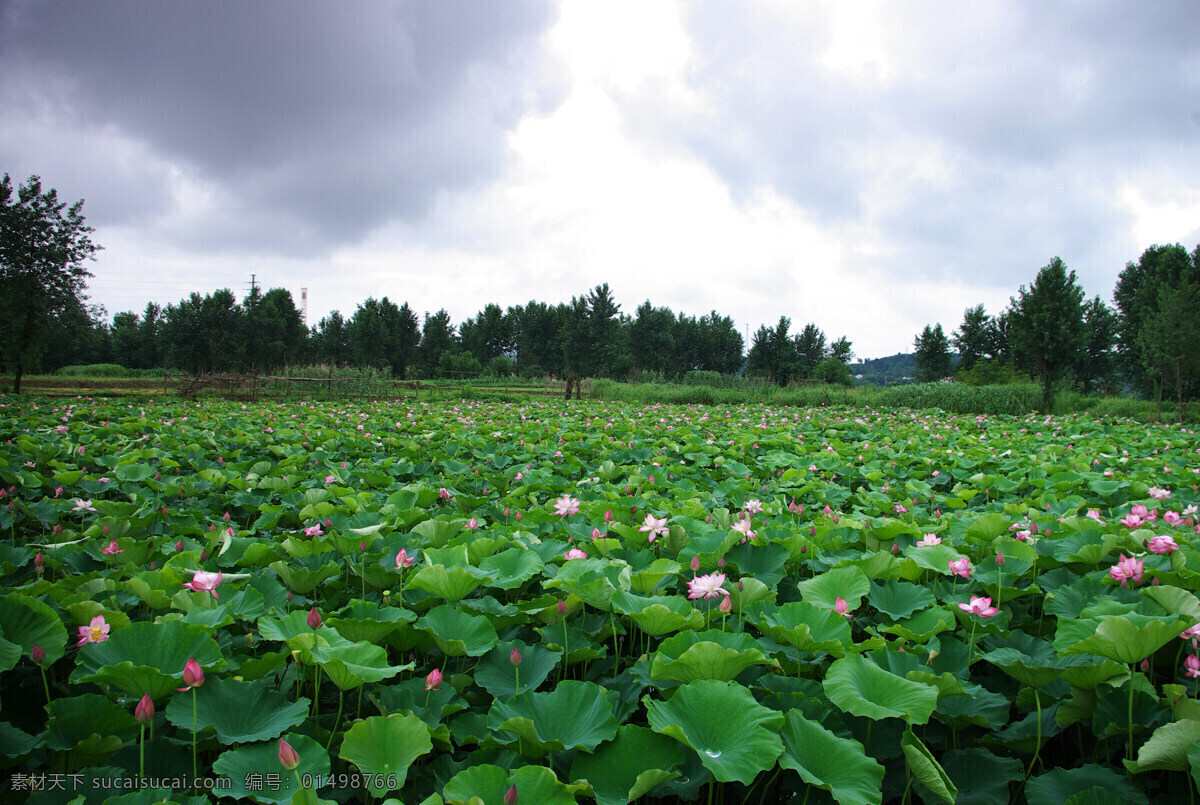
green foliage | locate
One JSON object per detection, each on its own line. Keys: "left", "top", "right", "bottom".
{"left": 1007, "top": 256, "right": 1087, "bottom": 410}
{"left": 54, "top": 363, "right": 128, "bottom": 377}
{"left": 913, "top": 323, "right": 953, "bottom": 382}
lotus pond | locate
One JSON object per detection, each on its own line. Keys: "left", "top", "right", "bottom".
{"left": 1, "top": 396, "right": 1199, "bottom": 804}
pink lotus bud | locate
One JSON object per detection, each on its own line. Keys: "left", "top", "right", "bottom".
{"left": 515, "top": 511, "right": 522, "bottom": 521}
{"left": 148, "top": 561, "right": 157, "bottom": 570}
{"left": 809, "top": 526, "right": 816, "bottom": 536}
{"left": 892, "top": 543, "right": 900, "bottom": 554}
{"left": 175, "top": 540, "right": 184, "bottom": 552}
{"left": 52, "top": 524, "right": 61, "bottom": 535}
{"left": 286, "top": 591, "right": 293, "bottom": 601}
{"left": 718, "top": 556, "right": 726, "bottom": 567}
{"left": 648, "top": 475, "right": 655, "bottom": 484}
{"left": 278, "top": 738, "right": 301, "bottom": 770}
{"left": 200, "top": 550, "right": 207, "bottom": 561}
{"left": 504, "top": 507, "right": 511, "bottom": 517}
{"left": 223, "top": 511, "right": 230, "bottom": 522}
{"left": 209, "top": 523, "right": 217, "bottom": 532}
{"left": 719, "top": 595, "right": 733, "bottom": 614}
{"left": 102, "top": 524, "right": 110, "bottom": 534}
{"left": 510, "top": 647, "right": 522, "bottom": 666}
{"left": 359, "top": 540, "right": 366, "bottom": 551}
{"left": 557, "top": 599, "right": 568, "bottom": 615}
{"left": 180, "top": 657, "right": 205, "bottom": 689}
{"left": 424, "top": 668, "right": 443, "bottom": 692}
{"left": 31, "top": 644, "right": 45, "bottom": 664}
{"left": 604, "top": 509, "right": 613, "bottom": 522}
{"left": 691, "top": 556, "right": 701, "bottom": 571}
{"left": 504, "top": 785, "right": 518, "bottom": 805}
{"left": 996, "top": 551, "right": 1005, "bottom": 566}
{"left": 134, "top": 692, "right": 154, "bottom": 724}
{"left": 307, "top": 607, "right": 323, "bottom": 629}
{"left": 591, "top": 527, "right": 602, "bottom": 540}
{"left": 34, "top": 551, "right": 43, "bottom": 567}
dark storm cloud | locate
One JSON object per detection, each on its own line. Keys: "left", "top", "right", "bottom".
{"left": 665, "top": 0, "right": 1200, "bottom": 288}
{"left": 0, "top": 0, "right": 563, "bottom": 252}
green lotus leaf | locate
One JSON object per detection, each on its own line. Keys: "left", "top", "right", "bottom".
{"left": 867, "top": 579, "right": 935, "bottom": 620}
{"left": 411, "top": 517, "right": 463, "bottom": 547}
{"left": 310, "top": 641, "right": 411, "bottom": 690}
{"left": 610, "top": 590, "right": 705, "bottom": 636}
{"left": 0, "top": 633, "right": 20, "bottom": 673}
{"left": 339, "top": 713, "right": 433, "bottom": 795}
{"left": 649, "top": 629, "right": 773, "bottom": 683}
{"left": 980, "top": 646, "right": 1090, "bottom": 689}
{"left": 630, "top": 558, "right": 682, "bottom": 594}
{"left": 1141, "top": 585, "right": 1200, "bottom": 620}
{"left": 753, "top": 600, "right": 852, "bottom": 657}
{"left": 934, "top": 684, "right": 1011, "bottom": 731}
{"left": 418, "top": 606, "right": 499, "bottom": 657}
{"left": 544, "top": 559, "right": 631, "bottom": 610}
{"left": 474, "top": 639, "right": 561, "bottom": 698}
{"left": 1025, "top": 764, "right": 1148, "bottom": 805}
{"left": 0, "top": 722, "right": 42, "bottom": 758}
{"left": 212, "top": 732, "right": 331, "bottom": 804}
{"left": 478, "top": 548, "right": 544, "bottom": 590}
{"left": 881, "top": 607, "right": 956, "bottom": 642}
{"left": 644, "top": 679, "right": 784, "bottom": 785}
{"left": 777, "top": 710, "right": 884, "bottom": 805}
{"left": 823, "top": 654, "right": 938, "bottom": 724}
{"left": 487, "top": 680, "right": 619, "bottom": 755}
{"left": 327, "top": 600, "right": 414, "bottom": 644}
{"left": 725, "top": 541, "right": 791, "bottom": 589}
{"left": 797, "top": 565, "right": 870, "bottom": 610}
{"left": 164, "top": 677, "right": 309, "bottom": 744}
{"left": 443, "top": 764, "right": 580, "bottom": 805}
{"left": 375, "top": 676, "right": 466, "bottom": 727}
{"left": 71, "top": 620, "right": 225, "bottom": 699}
{"left": 939, "top": 748, "right": 1024, "bottom": 805}
{"left": 46, "top": 694, "right": 139, "bottom": 760}
{"left": 906, "top": 544, "right": 969, "bottom": 576}
{"left": 269, "top": 558, "right": 342, "bottom": 594}
{"left": 0, "top": 593, "right": 68, "bottom": 665}
{"left": 1055, "top": 614, "right": 1189, "bottom": 664}
{"left": 570, "top": 724, "right": 683, "bottom": 805}
{"left": 1126, "top": 718, "right": 1200, "bottom": 773}
{"left": 408, "top": 563, "right": 490, "bottom": 602}
{"left": 901, "top": 728, "right": 957, "bottom": 804}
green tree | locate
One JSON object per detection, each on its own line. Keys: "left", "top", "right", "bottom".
{"left": 952, "top": 304, "right": 991, "bottom": 373}
{"left": 1007, "top": 256, "right": 1086, "bottom": 411}
{"left": 459, "top": 303, "right": 512, "bottom": 365}
{"left": 0, "top": 174, "right": 101, "bottom": 392}
{"left": 828, "top": 336, "right": 853, "bottom": 365}
{"left": 696, "top": 311, "right": 744, "bottom": 375}
{"left": 1138, "top": 278, "right": 1200, "bottom": 423}
{"left": 794, "top": 323, "right": 827, "bottom": 378}
{"left": 630, "top": 301, "right": 676, "bottom": 375}
{"left": 1078, "top": 296, "right": 1118, "bottom": 395}
{"left": 913, "top": 324, "right": 952, "bottom": 383}
{"left": 814, "top": 357, "right": 852, "bottom": 386}
{"left": 418, "top": 309, "right": 457, "bottom": 377}
{"left": 244, "top": 288, "right": 306, "bottom": 371}
{"left": 587, "top": 283, "right": 624, "bottom": 377}
{"left": 1113, "top": 243, "right": 1199, "bottom": 394}
{"left": 314, "top": 310, "right": 350, "bottom": 367}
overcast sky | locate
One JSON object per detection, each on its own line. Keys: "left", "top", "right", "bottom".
{"left": 3, "top": 1, "right": 1199, "bottom": 360}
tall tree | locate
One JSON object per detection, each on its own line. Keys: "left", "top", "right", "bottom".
{"left": 587, "top": 283, "right": 623, "bottom": 377}
{"left": 315, "top": 310, "right": 350, "bottom": 367}
{"left": 630, "top": 301, "right": 676, "bottom": 375}
{"left": 1113, "top": 243, "right": 1199, "bottom": 394}
{"left": 913, "top": 324, "right": 952, "bottom": 382}
{"left": 1008, "top": 256, "right": 1086, "bottom": 411}
{"left": 0, "top": 174, "right": 101, "bottom": 392}
{"left": 794, "top": 323, "right": 827, "bottom": 378}
{"left": 1078, "top": 296, "right": 1118, "bottom": 395}
{"left": 1138, "top": 278, "right": 1200, "bottom": 422}
{"left": 952, "top": 305, "right": 991, "bottom": 372}
{"left": 244, "top": 288, "right": 306, "bottom": 371}
{"left": 417, "top": 309, "right": 457, "bottom": 376}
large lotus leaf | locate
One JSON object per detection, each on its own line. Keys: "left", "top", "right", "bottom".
{"left": 478, "top": 548, "right": 544, "bottom": 590}
{"left": 375, "top": 676, "right": 466, "bottom": 728}
{"left": 339, "top": 713, "right": 433, "bottom": 795}
{"left": 649, "top": 629, "right": 773, "bottom": 683}
{"left": 411, "top": 517, "right": 464, "bottom": 547}
{"left": 487, "top": 680, "right": 619, "bottom": 754}
{"left": 906, "top": 544, "right": 969, "bottom": 575}
{"left": 45, "top": 693, "right": 139, "bottom": 755}
{"left": 1125, "top": 718, "right": 1200, "bottom": 773}
{"left": 474, "top": 639, "right": 561, "bottom": 698}
{"left": 1051, "top": 531, "right": 1121, "bottom": 564}
{"left": 0, "top": 594, "right": 68, "bottom": 666}
{"left": 644, "top": 679, "right": 784, "bottom": 784}
{"left": 212, "top": 732, "right": 331, "bottom": 804}
{"left": 777, "top": 710, "right": 884, "bottom": 805}
{"left": 310, "top": 641, "right": 411, "bottom": 690}
{"left": 725, "top": 541, "right": 791, "bottom": 589}
{"left": 164, "top": 677, "right": 309, "bottom": 744}
{"left": 630, "top": 558, "right": 682, "bottom": 594}
{"left": 257, "top": 610, "right": 353, "bottom": 645}
{"left": 443, "top": 764, "right": 580, "bottom": 805}
{"left": 1142, "top": 585, "right": 1200, "bottom": 620}
{"left": 823, "top": 654, "right": 938, "bottom": 724}
{"left": 867, "top": 579, "right": 935, "bottom": 620}
{"left": 980, "top": 646, "right": 1091, "bottom": 689}
{"left": 610, "top": 590, "right": 705, "bottom": 636}
{"left": 1025, "top": 764, "right": 1148, "bottom": 805}
{"left": 418, "top": 606, "right": 499, "bottom": 657}
{"left": 71, "top": 620, "right": 225, "bottom": 699}
{"left": 881, "top": 607, "right": 956, "bottom": 643}
{"left": 0, "top": 722, "right": 42, "bottom": 757}
{"left": 1055, "top": 614, "right": 1189, "bottom": 664}
{"left": 408, "top": 563, "right": 490, "bottom": 602}
{"left": 934, "top": 684, "right": 1010, "bottom": 731}
{"left": 901, "top": 729, "right": 957, "bottom": 804}
{"left": 327, "top": 601, "right": 414, "bottom": 644}
{"left": 754, "top": 600, "right": 852, "bottom": 657}
{"left": 939, "top": 748, "right": 1024, "bottom": 805}
{"left": 729, "top": 576, "right": 774, "bottom": 611}
{"left": 797, "top": 565, "right": 870, "bottom": 610}
{"left": 0, "top": 633, "right": 20, "bottom": 673}
{"left": 544, "top": 559, "right": 631, "bottom": 610}
{"left": 269, "top": 558, "right": 342, "bottom": 594}
{"left": 570, "top": 724, "right": 684, "bottom": 805}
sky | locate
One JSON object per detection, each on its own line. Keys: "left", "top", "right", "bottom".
{"left": 3, "top": 0, "right": 1199, "bottom": 360}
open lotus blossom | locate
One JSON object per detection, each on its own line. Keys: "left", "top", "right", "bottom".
{"left": 1187, "top": 655, "right": 1200, "bottom": 679}
{"left": 1163, "top": 511, "right": 1182, "bottom": 526}
{"left": 958, "top": 596, "right": 998, "bottom": 618}
{"left": 563, "top": 547, "right": 587, "bottom": 560}
{"left": 72, "top": 499, "right": 96, "bottom": 512}
{"left": 1148, "top": 487, "right": 1171, "bottom": 500}
{"left": 1182, "top": 623, "right": 1200, "bottom": 641}
{"left": 833, "top": 597, "right": 852, "bottom": 617}
{"left": 1086, "top": 509, "right": 1107, "bottom": 525}
{"left": 76, "top": 615, "right": 111, "bottom": 647}
{"left": 686, "top": 572, "right": 730, "bottom": 600}
{"left": 438, "top": 487, "right": 453, "bottom": 500}
{"left": 303, "top": 523, "right": 323, "bottom": 537}
{"left": 732, "top": 520, "right": 755, "bottom": 540}
{"left": 948, "top": 558, "right": 972, "bottom": 578}
{"left": 465, "top": 517, "right": 480, "bottom": 530}
{"left": 639, "top": 514, "right": 669, "bottom": 542}
{"left": 744, "top": 498, "right": 764, "bottom": 515}
{"left": 100, "top": 540, "right": 124, "bottom": 555}
{"left": 1147, "top": 535, "right": 1179, "bottom": 555}
{"left": 1109, "top": 554, "right": 1144, "bottom": 587}
{"left": 916, "top": 534, "right": 941, "bottom": 547}
{"left": 395, "top": 549, "right": 416, "bottom": 569}
{"left": 1119, "top": 513, "right": 1144, "bottom": 528}
{"left": 183, "top": 570, "right": 222, "bottom": 598}
{"left": 552, "top": 495, "right": 581, "bottom": 517}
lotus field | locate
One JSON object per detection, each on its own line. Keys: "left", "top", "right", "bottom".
{"left": 4, "top": 396, "right": 1200, "bottom": 805}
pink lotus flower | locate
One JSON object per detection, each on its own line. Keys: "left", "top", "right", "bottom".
{"left": 465, "top": 517, "right": 480, "bottom": 530}
{"left": 424, "top": 668, "right": 443, "bottom": 691}
{"left": 278, "top": 738, "right": 301, "bottom": 770}
{"left": 72, "top": 499, "right": 95, "bottom": 512}
{"left": 177, "top": 657, "right": 205, "bottom": 691}
{"left": 1181, "top": 623, "right": 1200, "bottom": 641}
{"left": 958, "top": 596, "right": 998, "bottom": 618}
{"left": 304, "top": 523, "right": 324, "bottom": 537}
{"left": 438, "top": 487, "right": 453, "bottom": 500}
{"left": 135, "top": 692, "right": 155, "bottom": 724}
{"left": 948, "top": 558, "right": 972, "bottom": 578}
{"left": 1163, "top": 511, "right": 1182, "bottom": 526}
{"left": 1086, "top": 509, "right": 1107, "bottom": 525}
{"left": 1132, "top": 504, "right": 1151, "bottom": 519}
{"left": 893, "top": 503, "right": 909, "bottom": 514}
{"left": 307, "top": 607, "right": 323, "bottom": 629}
{"left": 915, "top": 534, "right": 941, "bottom": 547}
{"left": 1147, "top": 535, "right": 1179, "bottom": 555}
{"left": 732, "top": 520, "right": 755, "bottom": 540}
{"left": 183, "top": 570, "right": 222, "bottom": 599}
{"left": 1187, "top": 655, "right": 1200, "bottom": 679}
{"left": 510, "top": 647, "right": 522, "bottom": 666}
{"left": 639, "top": 514, "right": 669, "bottom": 542}
{"left": 744, "top": 498, "right": 764, "bottom": 515}
{"left": 1119, "top": 513, "right": 1144, "bottom": 528}
{"left": 563, "top": 547, "right": 587, "bottom": 560}
{"left": 100, "top": 540, "right": 123, "bottom": 555}
{"left": 395, "top": 549, "right": 416, "bottom": 569}
{"left": 1149, "top": 487, "right": 1171, "bottom": 500}
{"left": 552, "top": 495, "right": 581, "bottom": 517}
{"left": 31, "top": 644, "right": 45, "bottom": 664}
{"left": 686, "top": 572, "right": 730, "bottom": 600}
{"left": 76, "top": 615, "right": 111, "bottom": 647}
{"left": 1109, "top": 554, "right": 1144, "bottom": 587}
{"left": 833, "top": 597, "right": 852, "bottom": 617}
{"left": 324, "top": 474, "right": 336, "bottom": 485}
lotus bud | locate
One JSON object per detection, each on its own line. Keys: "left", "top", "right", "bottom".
{"left": 510, "top": 647, "right": 522, "bottom": 666}
{"left": 34, "top": 551, "right": 43, "bottom": 568}
{"left": 892, "top": 543, "right": 900, "bottom": 554}
{"left": 719, "top": 595, "right": 733, "bottom": 614}
{"left": 200, "top": 550, "right": 208, "bottom": 561}
{"left": 691, "top": 556, "right": 701, "bottom": 572}
{"left": 102, "top": 524, "right": 110, "bottom": 534}
{"left": 648, "top": 475, "right": 655, "bottom": 484}
{"left": 424, "top": 668, "right": 443, "bottom": 692}
{"left": 809, "top": 526, "right": 816, "bottom": 536}
{"left": 149, "top": 561, "right": 157, "bottom": 570}
{"left": 209, "top": 523, "right": 217, "bottom": 532}
{"left": 504, "top": 785, "right": 518, "bottom": 805}
{"left": 223, "top": 511, "right": 230, "bottom": 522}
{"left": 515, "top": 511, "right": 522, "bottom": 521}
{"left": 31, "top": 644, "right": 45, "bottom": 664}
{"left": 557, "top": 599, "right": 568, "bottom": 616}
{"left": 52, "top": 524, "right": 61, "bottom": 535}
{"left": 737, "top": 580, "right": 744, "bottom": 591}
{"left": 504, "top": 507, "right": 511, "bottom": 517}
{"left": 175, "top": 540, "right": 184, "bottom": 552}
{"left": 996, "top": 551, "right": 1005, "bottom": 566}
{"left": 286, "top": 591, "right": 293, "bottom": 601}
{"left": 135, "top": 692, "right": 154, "bottom": 724}
{"left": 359, "top": 540, "right": 366, "bottom": 552}
{"left": 278, "top": 738, "right": 301, "bottom": 770}
{"left": 325, "top": 519, "right": 333, "bottom": 529}
{"left": 181, "top": 657, "right": 205, "bottom": 689}
{"left": 307, "top": 607, "right": 323, "bottom": 629}
{"left": 718, "top": 557, "right": 726, "bottom": 568}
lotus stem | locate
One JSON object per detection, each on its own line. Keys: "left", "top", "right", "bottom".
{"left": 1128, "top": 663, "right": 1135, "bottom": 759}
{"left": 609, "top": 609, "right": 620, "bottom": 672}
{"left": 514, "top": 664, "right": 520, "bottom": 697}
{"left": 191, "top": 687, "right": 198, "bottom": 786}
{"left": 562, "top": 621, "right": 569, "bottom": 683}
{"left": 39, "top": 664, "right": 51, "bottom": 707}
{"left": 139, "top": 722, "right": 145, "bottom": 780}
{"left": 326, "top": 689, "right": 344, "bottom": 752}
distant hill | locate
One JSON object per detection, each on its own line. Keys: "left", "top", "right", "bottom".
{"left": 850, "top": 352, "right": 960, "bottom": 386}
